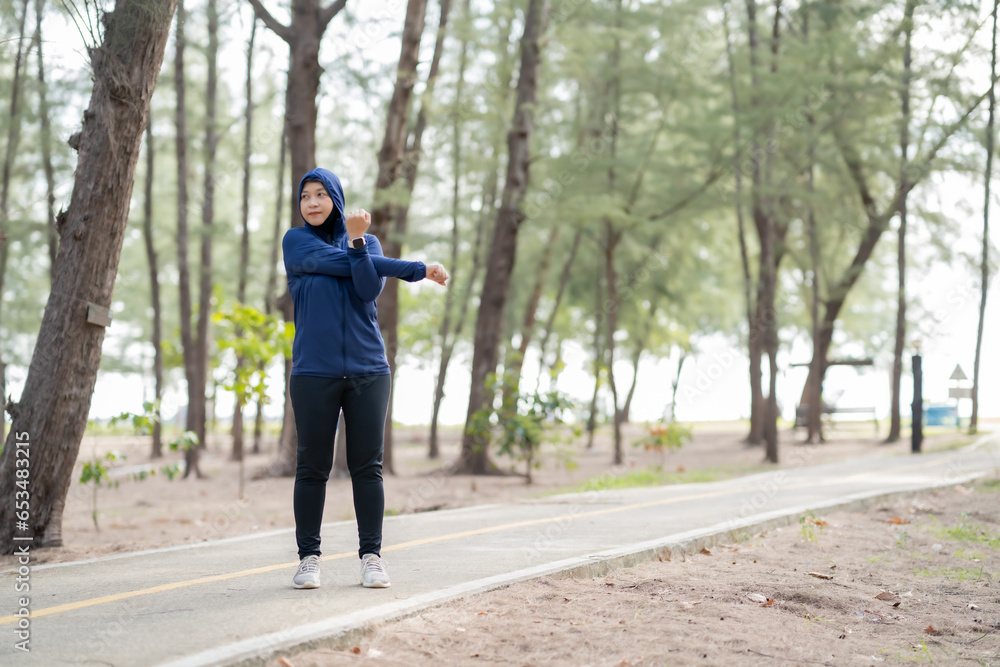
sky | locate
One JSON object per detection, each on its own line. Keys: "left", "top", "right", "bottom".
{"left": 7, "top": 0, "right": 999, "bottom": 427}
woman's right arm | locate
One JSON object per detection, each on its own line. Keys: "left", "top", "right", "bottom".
{"left": 282, "top": 228, "right": 424, "bottom": 279}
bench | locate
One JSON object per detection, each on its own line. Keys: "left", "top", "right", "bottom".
{"left": 795, "top": 404, "right": 878, "bottom": 435}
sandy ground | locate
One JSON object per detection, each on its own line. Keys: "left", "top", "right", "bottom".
{"left": 5, "top": 420, "right": 985, "bottom": 567}
{"left": 276, "top": 479, "right": 1000, "bottom": 667}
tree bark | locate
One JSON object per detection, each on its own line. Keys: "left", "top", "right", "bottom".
{"left": 194, "top": 0, "right": 220, "bottom": 460}
{"left": 722, "top": 7, "right": 758, "bottom": 444}
{"left": 802, "top": 6, "right": 823, "bottom": 444}
{"left": 249, "top": 0, "right": 348, "bottom": 475}
{"left": 457, "top": 0, "right": 549, "bottom": 474}
{"left": 586, "top": 268, "right": 604, "bottom": 450}
{"left": 971, "top": 0, "right": 997, "bottom": 434}
{"left": 256, "top": 125, "right": 287, "bottom": 455}
{"left": 604, "top": 225, "right": 624, "bottom": 465}
{"left": 429, "top": 1, "right": 513, "bottom": 459}
{"left": 231, "top": 17, "right": 257, "bottom": 462}
{"left": 669, "top": 349, "right": 687, "bottom": 422}
{"left": 533, "top": 224, "right": 583, "bottom": 394}
{"left": 391, "top": 0, "right": 453, "bottom": 458}
{"left": 743, "top": 0, "right": 770, "bottom": 448}
{"left": 366, "top": 0, "right": 429, "bottom": 475}
{"left": 0, "top": 0, "right": 30, "bottom": 447}
{"left": 887, "top": 0, "right": 916, "bottom": 444}
{"left": 501, "top": 226, "right": 559, "bottom": 408}
{"left": 32, "top": 0, "right": 58, "bottom": 284}
{"left": 0, "top": 0, "right": 178, "bottom": 552}
{"left": 174, "top": 0, "right": 202, "bottom": 478}
{"left": 142, "top": 117, "right": 164, "bottom": 459}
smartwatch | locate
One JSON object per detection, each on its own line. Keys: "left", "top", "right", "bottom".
{"left": 350, "top": 236, "right": 366, "bottom": 250}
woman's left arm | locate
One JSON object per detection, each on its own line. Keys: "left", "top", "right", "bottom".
{"left": 348, "top": 235, "right": 428, "bottom": 301}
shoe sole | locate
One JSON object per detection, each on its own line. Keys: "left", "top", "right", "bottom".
{"left": 293, "top": 581, "right": 320, "bottom": 589}
{"left": 362, "top": 580, "right": 391, "bottom": 588}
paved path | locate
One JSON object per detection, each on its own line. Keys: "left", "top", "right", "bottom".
{"left": 3, "top": 434, "right": 998, "bottom": 666}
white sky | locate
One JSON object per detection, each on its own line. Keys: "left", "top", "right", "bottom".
{"left": 9, "top": 1, "right": 999, "bottom": 427}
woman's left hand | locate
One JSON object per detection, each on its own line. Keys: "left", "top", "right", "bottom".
{"left": 425, "top": 264, "right": 449, "bottom": 286}
{"left": 346, "top": 209, "right": 371, "bottom": 239}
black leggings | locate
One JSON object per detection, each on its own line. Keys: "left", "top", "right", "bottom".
{"left": 290, "top": 373, "right": 391, "bottom": 559}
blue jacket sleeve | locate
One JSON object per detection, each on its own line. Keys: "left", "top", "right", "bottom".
{"left": 282, "top": 228, "right": 426, "bottom": 281}
{"left": 348, "top": 235, "right": 427, "bottom": 302}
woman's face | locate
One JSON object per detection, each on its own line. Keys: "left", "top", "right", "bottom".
{"left": 300, "top": 181, "right": 334, "bottom": 226}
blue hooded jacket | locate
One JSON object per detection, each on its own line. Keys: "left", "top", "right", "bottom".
{"left": 282, "top": 168, "right": 426, "bottom": 378}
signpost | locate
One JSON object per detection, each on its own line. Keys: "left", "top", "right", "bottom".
{"left": 949, "top": 365, "right": 971, "bottom": 427}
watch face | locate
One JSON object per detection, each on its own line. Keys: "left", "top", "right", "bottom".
{"left": 351, "top": 237, "right": 364, "bottom": 249}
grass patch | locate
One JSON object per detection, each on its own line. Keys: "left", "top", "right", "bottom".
{"left": 935, "top": 518, "right": 1000, "bottom": 549}
{"left": 976, "top": 478, "right": 1000, "bottom": 493}
{"left": 552, "top": 464, "right": 769, "bottom": 495}
{"left": 913, "top": 566, "right": 993, "bottom": 581}
{"left": 925, "top": 437, "right": 975, "bottom": 453}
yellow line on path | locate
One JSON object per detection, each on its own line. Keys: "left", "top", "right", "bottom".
{"left": 0, "top": 449, "right": 974, "bottom": 626}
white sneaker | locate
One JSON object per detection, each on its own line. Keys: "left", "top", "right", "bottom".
{"left": 360, "top": 553, "right": 391, "bottom": 588}
{"left": 293, "top": 555, "right": 321, "bottom": 589}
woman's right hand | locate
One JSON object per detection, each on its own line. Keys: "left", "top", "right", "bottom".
{"left": 425, "top": 264, "right": 449, "bottom": 286}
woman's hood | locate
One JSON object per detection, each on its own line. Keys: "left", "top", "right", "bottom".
{"left": 298, "top": 167, "right": 346, "bottom": 239}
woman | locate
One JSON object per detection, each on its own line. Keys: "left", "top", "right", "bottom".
{"left": 282, "top": 167, "right": 448, "bottom": 590}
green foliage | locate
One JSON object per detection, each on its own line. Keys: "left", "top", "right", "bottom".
{"left": 913, "top": 566, "right": 993, "bottom": 582}
{"left": 80, "top": 451, "right": 124, "bottom": 532}
{"left": 799, "top": 510, "right": 827, "bottom": 543}
{"left": 212, "top": 301, "right": 293, "bottom": 410}
{"left": 469, "top": 373, "right": 575, "bottom": 483}
{"left": 557, "top": 464, "right": 766, "bottom": 494}
{"left": 935, "top": 517, "right": 1000, "bottom": 549}
{"left": 109, "top": 401, "right": 159, "bottom": 435}
{"left": 160, "top": 462, "right": 183, "bottom": 481}
{"left": 168, "top": 431, "right": 199, "bottom": 452}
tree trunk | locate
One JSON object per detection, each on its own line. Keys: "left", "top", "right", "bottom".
{"left": 586, "top": 268, "right": 604, "bottom": 450}
{"left": 802, "top": 7, "right": 823, "bottom": 445}
{"left": 669, "top": 350, "right": 687, "bottom": 422}
{"left": 457, "top": 0, "right": 549, "bottom": 474}
{"left": 142, "top": 118, "right": 164, "bottom": 459}
{"left": 887, "top": 0, "right": 916, "bottom": 444}
{"left": 367, "top": 0, "right": 429, "bottom": 475}
{"left": 603, "top": 0, "right": 625, "bottom": 466}
{"left": 377, "top": 0, "right": 452, "bottom": 463}
{"left": 272, "top": 355, "right": 297, "bottom": 477}
{"left": 256, "top": 125, "right": 287, "bottom": 455}
{"left": 742, "top": 0, "right": 768, "bottom": 447}
{"left": 501, "top": 226, "right": 559, "bottom": 408}
{"left": 174, "top": 0, "right": 202, "bottom": 478}
{"left": 971, "top": 0, "right": 997, "bottom": 434}
{"left": 0, "top": 0, "right": 177, "bottom": 553}
{"left": 249, "top": 0, "right": 348, "bottom": 474}
{"left": 429, "top": 1, "right": 512, "bottom": 459}
{"left": 0, "top": 0, "right": 30, "bottom": 447}
{"left": 604, "top": 225, "right": 624, "bottom": 465}
{"left": 429, "top": 0, "right": 468, "bottom": 460}
{"left": 621, "top": 345, "right": 644, "bottom": 425}
{"left": 533, "top": 224, "right": 583, "bottom": 394}
{"left": 193, "top": 0, "right": 220, "bottom": 460}
{"left": 32, "top": 0, "right": 58, "bottom": 284}
{"left": 744, "top": 0, "right": 782, "bottom": 462}
{"left": 231, "top": 17, "right": 256, "bottom": 462}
